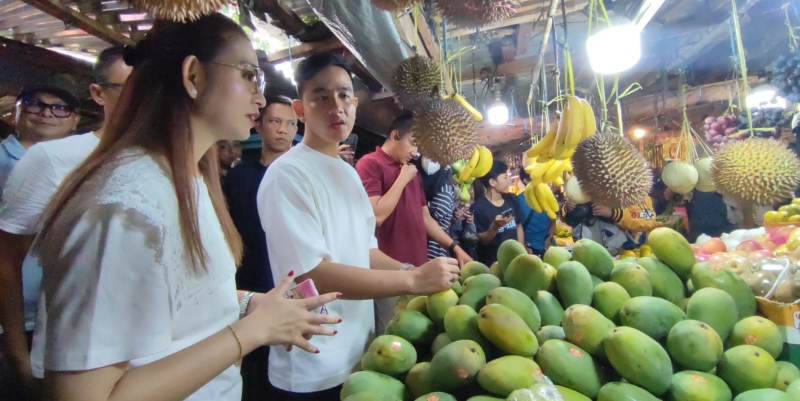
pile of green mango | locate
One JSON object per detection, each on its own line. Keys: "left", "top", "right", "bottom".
{"left": 341, "top": 227, "right": 798, "bottom": 401}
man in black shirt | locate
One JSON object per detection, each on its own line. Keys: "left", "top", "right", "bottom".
{"left": 470, "top": 160, "right": 524, "bottom": 265}
{"left": 221, "top": 94, "right": 297, "bottom": 401}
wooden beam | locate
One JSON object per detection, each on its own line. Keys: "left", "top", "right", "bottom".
{"left": 252, "top": 0, "right": 308, "bottom": 37}
{"left": 461, "top": 56, "right": 537, "bottom": 83}
{"left": 266, "top": 36, "right": 343, "bottom": 62}
{"left": 19, "top": 0, "right": 133, "bottom": 46}
{"left": 448, "top": 0, "right": 587, "bottom": 38}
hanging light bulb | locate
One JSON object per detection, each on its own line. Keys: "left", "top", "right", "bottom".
{"left": 487, "top": 78, "right": 509, "bottom": 125}
{"left": 746, "top": 84, "right": 787, "bottom": 109}
{"left": 587, "top": 24, "right": 641, "bottom": 74}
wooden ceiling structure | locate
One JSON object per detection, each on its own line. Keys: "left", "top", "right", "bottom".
{"left": 0, "top": 0, "right": 795, "bottom": 150}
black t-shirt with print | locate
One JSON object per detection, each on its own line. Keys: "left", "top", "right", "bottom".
{"left": 470, "top": 194, "right": 523, "bottom": 266}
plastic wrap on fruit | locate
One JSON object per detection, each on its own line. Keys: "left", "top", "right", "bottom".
{"left": 504, "top": 372, "right": 564, "bottom": 401}
{"left": 786, "top": 227, "right": 800, "bottom": 252}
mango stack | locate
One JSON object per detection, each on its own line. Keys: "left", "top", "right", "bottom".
{"left": 341, "top": 227, "right": 800, "bottom": 401}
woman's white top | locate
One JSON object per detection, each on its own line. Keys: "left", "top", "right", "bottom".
{"left": 36, "top": 150, "right": 242, "bottom": 400}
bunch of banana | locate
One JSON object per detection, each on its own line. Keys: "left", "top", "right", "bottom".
{"left": 523, "top": 182, "right": 559, "bottom": 220}
{"left": 457, "top": 146, "right": 493, "bottom": 183}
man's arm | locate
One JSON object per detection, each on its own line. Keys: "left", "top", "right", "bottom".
{"left": 366, "top": 164, "right": 417, "bottom": 226}
{"left": 517, "top": 225, "right": 524, "bottom": 244}
{"left": 369, "top": 248, "right": 405, "bottom": 271}
{"left": 422, "top": 206, "right": 472, "bottom": 264}
{"left": 477, "top": 225, "right": 500, "bottom": 245}
{"left": 0, "top": 231, "right": 34, "bottom": 377}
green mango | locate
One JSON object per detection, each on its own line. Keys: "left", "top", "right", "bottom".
{"left": 544, "top": 246, "right": 572, "bottom": 270}
{"left": 504, "top": 254, "right": 547, "bottom": 298}
{"left": 361, "top": 335, "right": 417, "bottom": 377}
{"left": 775, "top": 361, "right": 800, "bottom": 391}
{"left": 414, "top": 393, "right": 457, "bottom": 401}
{"left": 647, "top": 227, "right": 696, "bottom": 280}
{"left": 476, "top": 355, "right": 542, "bottom": 397}
{"left": 535, "top": 339, "right": 603, "bottom": 399}
{"left": 489, "top": 262, "right": 502, "bottom": 280}
{"left": 427, "top": 289, "right": 459, "bottom": 329}
{"left": 717, "top": 345, "right": 777, "bottom": 394}
{"left": 562, "top": 305, "right": 616, "bottom": 360}
{"left": 405, "top": 362, "right": 437, "bottom": 398}
{"left": 637, "top": 256, "right": 686, "bottom": 305}
{"left": 554, "top": 386, "right": 592, "bottom": 401}
{"left": 571, "top": 238, "right": 615, "bottom": 280}
{"left": 387, "top": 310, "right": 437, "bottom": 345}
{"left": 459, "top": 274, "right": 503, "bottom": 311}
{"left": 592, "top": 282, "right": 631, "bottom": 324}
{"left": 444, "top": 305, "right": 494, "bottom": 354}
{"left": 341, "top": 370, "right": 408, "bottom": 400}
{"left": 690, "top": 262, "right": 756, "bottom": 320}
{"left": 536, "top": 325, "right": 566, "bottom": 345}
{"left": 666, "top": 320, "right": 723, "bottom": 372}
{"left": 619, "top": 296, "right": 687, "bottom": 341}
{"left": 462, "top": 261, "right": 491, "bottom": 281}
{"left": 486, "top": 287, "right": 542, "bottom": 332}
{"left": 786, "top": 378, "right": 800, "bottom": 401}
{"left": 429, "top": 340, "right": 487, "bottom": 391}
{"left": 497, "top": 240, "right": 528, "bottom": 276}
{"left": 604, "top": 327, "right": 673, "bottom": 396}
{"left": 407, "top": 296, "right": 429, "bottom": 316}
{"left": 733, "top": 389, "right": 792, "bottom": 401}
{"left": 667, "top": 370, "right": 732, "bottom": 401}
{"left": 610, "top": 261, "right": 652, "bottom": 298}
{"left": 431, "top": 333, "right": 452, "bottom": 356}
{"left": 533, "top": 291, "right": 565, "bottom": 326}
{"left": 687, "top": 287, "right": 738, "bottom": 342}
{"left": 590, "top": 275, "right": 604, "bottom": 288}
{"left": 597, "top": 382, "right": 660, "bottom": 401}
{"left": 556, "top": 261, "right": 594, "bottom": 307}
{"left": 728, "top": 316, "right": 784, "bottom": 359}
{"left": 477, "top": 304, "right": 539, "bottom": 357}
{"left": 343, "top": 392, "right": 392, "bottom": 401}
{"left": 542, "top": 263, "right": 558, "bottom": 294}
{"left": 452, "top": 280, "right": 463, "bottom": 296}
{"left": 467, "top": 397, "right": 504, "bottom": 401}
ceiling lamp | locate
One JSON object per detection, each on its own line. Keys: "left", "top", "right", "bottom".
{"left": 587, "top": 24, "right": 641, "bottom": 74}
{"left": 487, "top": 99, "right": 509, "bottom": 125}
{"left": 746, "top": 84, "right": 787, "bottom": 109}
{"left": 633, "top": 128, "right": 646, "bottom": 138}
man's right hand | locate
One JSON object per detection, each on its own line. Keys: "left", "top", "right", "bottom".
{"left": 564, "top": 200, "right": 577, "bottom": 212}
{"left": 399, "top": 164, "right": 418, "bottom": 185}
{"left": 490, "top": 215, "right": 513, "bottom": 231}
{"left": 410, "top": 257, "right": 460, "bottom": 295}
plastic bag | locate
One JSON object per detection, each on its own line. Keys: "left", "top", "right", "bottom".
{"left": 505, "top": 371, "right": 565, "bottom": 401}
{"left": 460, "top": 223, "right": 478, "bottom": 248}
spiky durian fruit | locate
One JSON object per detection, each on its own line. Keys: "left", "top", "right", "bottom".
{"left": 412, "top": 98, "right": 478, "bottom": 165}
{"left": 124, "top": 0, "right": 233, "bottom": 21}
{"left": 572, "top": 133, "right": 653, "bottom": 209}
{"left": 435, "top": 0, "right": 520, "bottom": 29}
{"left": 371, "top": 0, "right": 423, "bottom": 11}
{"left": 711, "top": 138, "right": 800, "bottom": 205}
{"left": 392, "top": 55, "right": 441, "bottom": 110}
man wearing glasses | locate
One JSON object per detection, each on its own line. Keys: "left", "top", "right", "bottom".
{"left": 0, "top": 85, "right": 79, "bottom": 198}
{"left": 0, "top": 46, "right": 131, "bottom": 401}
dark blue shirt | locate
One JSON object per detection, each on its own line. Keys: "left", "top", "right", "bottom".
{"left": 471, "top": 194, "right": 523, "bottom": 266}
{"left": 222, "top": 161, "right": 273, "bottom": 293}
{"left": 517, "top": 193, "right": 553, "bottom": 253}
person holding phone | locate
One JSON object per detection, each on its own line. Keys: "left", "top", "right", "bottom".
{"left": 338, "top": 133, "right": 357, "bottom": 166}
{"left": 470, "top": 160, "right": 524, "bottom": 265}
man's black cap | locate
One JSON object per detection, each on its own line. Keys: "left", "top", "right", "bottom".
{"left": 17, "top": 84, "right": 80, "bottom": 109}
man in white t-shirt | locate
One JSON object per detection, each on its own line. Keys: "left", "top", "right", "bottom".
{"left": 0, "top": 46, "right": 131, "bottom": 398}
{"left": 257, "top": 53, "right": 461, "bottom": 400}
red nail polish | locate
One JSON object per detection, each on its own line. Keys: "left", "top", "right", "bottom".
{"left": 315, "top": 349, "right": 320, "bottom": 354}
{"left": 333, "top": 330, "right": 338, "bottom": 335}
{"left": 337, "top": 318, "right": 343, "bottom": 323}
{"left": 336, "top": 293, "right": 343, "bottom": 299}
{"left": 288, "top": 270, "right": 294, "bottom": 277}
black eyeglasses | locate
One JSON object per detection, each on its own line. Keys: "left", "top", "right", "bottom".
{"left": 17, "top": 99, "right": 76, "bottom": 118}
{"left": 207, "top": 61, "right": 266, "bottom": 94}
{"left": 96, "top": 82, "right": 125, "bottom": 89}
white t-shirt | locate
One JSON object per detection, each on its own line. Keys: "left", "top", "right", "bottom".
{"left": 0, "top": 132, "right": 100, "bottom": 377}
{"left": 257, "top": 143, "right": 378, "bottom": 393}
{"left": 35, "top": 150, "right": 242, "bottom": 400}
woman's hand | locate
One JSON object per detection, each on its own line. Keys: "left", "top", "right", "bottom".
{"left": 247, "top": 272, "right": 341, "bottom": 354}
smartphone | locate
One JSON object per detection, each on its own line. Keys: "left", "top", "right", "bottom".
{"left": 341, "top": 133, "right": 358, "bottom": 152}
{"left": 502, "top": 210, "right": 514, "bottom": 219}
{"left": 283, "top": 278, "right": 329, "bottom": 314}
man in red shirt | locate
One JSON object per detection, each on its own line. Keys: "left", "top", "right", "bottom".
{"left": 356, "top": 114, "right": 472, "bottom": 334}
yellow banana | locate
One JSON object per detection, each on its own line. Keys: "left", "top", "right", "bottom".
{"left": 562, "top": 158, "right": 573, "bottom": 172}
{"left": 526, "top": 123, "right": 558, "bottom": 159}
{"left": 459, "top": 147, "right": 481, "bottom": 182}
{"left": 471, "top": 146, "right": 493, "bottom": 178}
{"left": 524, "top": 184, "right": 542, "bottom": 213}
{"left": 542, "top": 160, "right": 566, "bottom": 184}
{"left": 566, "top": 96, "right": 585, "bottom": 149}
{"left": 524, "top": 163, "right": 536, "bottom": 175}
{"left": 539, "top": 183, "right": 559, "bottom": 212}
{"left": 554, "top": 176, "right": 564, "bottom": 186}
{"left": 529, "top": 159, "right": 556, "bottom": 180}
{"left": 533, "top": 183, "right": 556, "bottom": 219}
{"left": 452, "top": 93, "right": 484, "bottom": 122}
{"left": 555, "top": 148, "right": 575, "bottom": 161}
{"left": 553, "top": 99, "right": 573, "bottom": 158}
{"left": 579, "top": 98, "right": 597, "bottom": 139}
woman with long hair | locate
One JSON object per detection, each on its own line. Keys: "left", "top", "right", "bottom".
{"left": 32, "top": 13, "right": 340, "bottom": 401}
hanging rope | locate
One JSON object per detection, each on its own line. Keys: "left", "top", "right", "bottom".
{"left": 731, "top": 0, "right": 755, "bottom": 138}
{"left": 784, "top": 3, "right": 800, "bottom": 52}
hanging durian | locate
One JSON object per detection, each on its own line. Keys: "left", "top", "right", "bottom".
{"left": 412, "top": 98, "right": 478, "bottom": 165}
{"left": 123, "top": 0, "right": 233, "bottom": 21}
{"left": 371, "top": 0, "right": 423, "bottom": 11}
{"left": 392, "top": 55, "right": 441, "bottom": 110}
{"left": 711, "top": 138, "right": 800, "bottom": 205}
{"left": 435, "top": 0, "right": 520, "bottom": 29}
{"left": 572, "top": 133, "right": 653, "bottom": 209}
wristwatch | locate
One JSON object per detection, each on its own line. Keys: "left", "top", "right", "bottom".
{"left": 448, "top": 240, "right": 460, "bottom": 255}
{"left": 400, "top": 263, "right": 414, "bottom": 271}
{"left": 239, "top": 291, "right": 255, "bottom": 320}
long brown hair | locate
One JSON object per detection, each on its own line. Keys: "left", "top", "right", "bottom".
{"left": 36, "top": 14, "right": 245, "bottom": 270}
